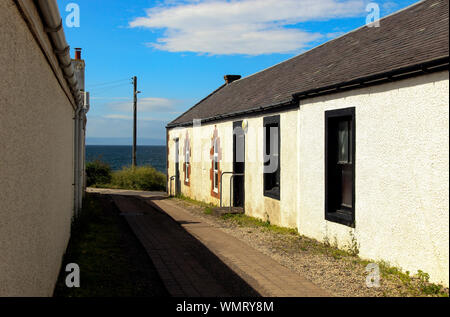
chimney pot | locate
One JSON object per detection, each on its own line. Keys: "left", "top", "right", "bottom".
{"left": 224, "top": 75, "right": 241, "bottom": 84}
{"left": 75, "top": 48, "right": 82, "bottom": 60}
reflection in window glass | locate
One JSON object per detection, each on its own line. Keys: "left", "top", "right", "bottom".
{"left": 338, "top": 120, "right": 349, "bottom": 163}
{"left": 263, "top": 115, "right": 280, "bottom": 200}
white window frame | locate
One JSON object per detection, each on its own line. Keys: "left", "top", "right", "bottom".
{"left": 213, "top": 138, "right": 219, "bottom": 192}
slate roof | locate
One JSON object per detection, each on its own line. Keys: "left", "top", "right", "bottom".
{"left": 168, "top": 0, "right": 449, "bottom": 127}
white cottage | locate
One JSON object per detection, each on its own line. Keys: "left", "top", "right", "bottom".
{"left": 166, "top": 0, "right": 449, "bottom": 286}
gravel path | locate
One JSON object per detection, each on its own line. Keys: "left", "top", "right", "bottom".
{"left": 169, "top": 198, "right": 448, "bottom": 297}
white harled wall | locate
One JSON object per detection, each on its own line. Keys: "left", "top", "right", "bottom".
{"left": 167, "top": 109, "right": 299, "bottom": 228}
{"left": 298, "top": 71, "right": 449, "bottom": 286}
{"left": 167, "top": 71, "right": 449, "bottom": 286}
{"left": 0, "top": 0, "right": 75, "bottom": 296}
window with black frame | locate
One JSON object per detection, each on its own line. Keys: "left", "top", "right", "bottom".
{"left": 263, "top": 115, "right": 280, "bottom": 200}
{"left": 325, "top": 107, "right": 355, "bottom": 227}
{"left": 185, "top": 143, "right": 190, "bottom": 182}
{"left": 213, "top": 138, "right": 219, "bottom": 192}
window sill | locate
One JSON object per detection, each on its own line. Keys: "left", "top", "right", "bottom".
{"left": 264, "top": 188, "right": 280, "bottom": 201}
{"left": 325, "top": 210, "right": 355, "bottom": 228}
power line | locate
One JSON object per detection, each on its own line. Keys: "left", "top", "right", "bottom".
{"left": 90, "top": 82, "right": 131, "bottom": 95}
{"left": 89, "top": 78, "right": 131, "bottom": 88}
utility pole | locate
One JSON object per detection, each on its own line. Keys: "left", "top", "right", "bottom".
{"left": 132, "top": 76, "right": 138, "bottom": 168}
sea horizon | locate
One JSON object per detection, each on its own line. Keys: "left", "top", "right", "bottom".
{"left": 86, "top": 145, "right": 166, "bottom": 173}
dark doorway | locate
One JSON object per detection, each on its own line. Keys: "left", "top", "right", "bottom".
{"left": 174, "top": 138, "right": 181, "bottom": 196}
{"left": 233, "top": 121, "right": 245, "bottom": 208}
{"left": 325, "top": 107, "right": 355, "bottom": 227}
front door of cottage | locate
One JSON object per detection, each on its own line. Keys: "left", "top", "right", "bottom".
{"left": 233, "top": 121, "right": 245, "bottom": 208}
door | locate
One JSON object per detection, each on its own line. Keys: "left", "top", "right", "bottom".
{"left": 233, "top": 121, "right": 245, "bottom": 207}
{"left": 325, "top": 107, "right": 355, "bottom": 227}
{"left": 174, "top": 138, "right": 181, "bottom": 196}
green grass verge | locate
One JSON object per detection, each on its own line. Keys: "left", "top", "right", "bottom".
{"left": 87, "top": 159, "right": 166, "bottom": 192}
{"left": 90, "top": 165, "right": 166, "bottom": 192}
{"left": 53, "top": 194, "right": 168, "bottom": 297}
{"left": 222, "top": 213, "right": 298, "bottom": 236}
{"left": 175, "top": 194, "right": 216, "bottom": 215}
{"left": 111, "top": 166, "right": 166, "bottom": 191}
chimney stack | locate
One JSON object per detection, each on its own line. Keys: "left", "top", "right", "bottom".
{"left": 72, "top": 48, "right": 85, "bottom": 90}
{"left": 224, "top": 75, "right": 241, "bottom": 85}
{"left": 75, "top": 48, "right": 82, "bottom": 60}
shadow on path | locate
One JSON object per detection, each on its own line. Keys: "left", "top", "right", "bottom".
{"left": 108, "top": 194, "right": 260, "bottom": 297}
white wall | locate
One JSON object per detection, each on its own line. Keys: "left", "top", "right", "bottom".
{"left": 168, "top": 121, "right": 233, "bottom": 206}
{"left": 0, "top": 0, "right": 75, "bottom": 296}
{"left": 167, "top": 110, "right": 299, "bottom": 228}
{"left": 244, "top": 111, "right": 299, "bottom": 228}
{"left": 298, "top": 71, "right": 449, "bottom": 286}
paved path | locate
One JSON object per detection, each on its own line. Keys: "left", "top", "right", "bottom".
{"left": 87, "top": 187, "right": 163, "bottom": 198}
{"left": 89, "top": 188, "right": 329, "bottom": 297}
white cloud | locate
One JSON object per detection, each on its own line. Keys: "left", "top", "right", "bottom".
{"left": 87, "top": 115, "right": 168, "bottom": 140}
{"left": 103, "top": 114, "right": 133, "bottom": 120}
{"left": 325, "top": 31, "right": 346, "bottom": 39}
{"left": 129, "top": 0, "right": 365, "bottom": 55}
{"left": 108, "top": 97, "right": 179, "bottom": 112}
{"left": 91, "top": 97, "right": 130, "bottom": 101}
{"left": 382, "top": 1, "right": 398, "bottom": 14}
{"left": 103, "top": 114, "right": 176, "bottom": 121}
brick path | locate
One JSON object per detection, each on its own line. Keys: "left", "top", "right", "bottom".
{"left": 111, "top": 195, "right": 257, "bottom": 297}
{"left": 101, "top": 189, "right": 329, "bottom": 297}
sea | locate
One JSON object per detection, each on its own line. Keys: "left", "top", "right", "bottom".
{"left": 86, "top": 145, "right": 166, "bottom": 174}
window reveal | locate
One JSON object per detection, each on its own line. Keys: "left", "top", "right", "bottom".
{"left": 263, "top": 115, "right": 280, "bottom": 200}
{"left": 325, "top": 107, "right": 355, "bottom": 227}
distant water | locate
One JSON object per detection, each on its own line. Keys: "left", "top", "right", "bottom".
{"left": 86, "top": 145, "right": 166, "bottom": 174}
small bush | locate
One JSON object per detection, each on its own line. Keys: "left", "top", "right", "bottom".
{"left": 86, "top": 160, "right": 112, "bottom": 186}
{"left": 111, "top": 166, "right": 166, "bottom": 191}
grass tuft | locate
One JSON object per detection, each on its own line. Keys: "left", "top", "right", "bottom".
{"left": 221, "top": 213, "right": 298, "bottom": 236}
{"left": 174, "top": 194, "right": 216, "bottom": 215}
{"left": 111, "top": 166, "right": 166, "bottom": 191}
{"left": 88, "top": 160, "right": 166, "bottom": 192}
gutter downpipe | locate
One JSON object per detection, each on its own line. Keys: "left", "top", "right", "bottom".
{"left": 36, "top": 0, "right": 84, "bottom": 216}
{"left": 74, "top": 105, "right": 82, "bottom": 216}
{"left": 78, "top": 93, "right": 89, "bottom": 212}
{"left": 74, "top": 94, "right": 89, "bottom": 216}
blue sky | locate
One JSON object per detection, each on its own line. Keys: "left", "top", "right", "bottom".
{"left": 58, "top": 0, "right": 417, "bottom": 145}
